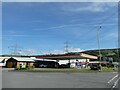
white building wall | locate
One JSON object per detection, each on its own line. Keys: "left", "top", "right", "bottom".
{"left": 0, "top": 58, "right": 8, "bottom": 67}
{"left": 58, "top": 60, "right": 68, "bottom": 65}
{"left": 58, "top": 59, "right": 90, "bottom": 65}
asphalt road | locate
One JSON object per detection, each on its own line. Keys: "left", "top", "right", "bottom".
{"left": 2, "top": 69, "right": 118, "bottom": 88}
{"left": 0, "top": 68, "right": 2, "bottom": 90}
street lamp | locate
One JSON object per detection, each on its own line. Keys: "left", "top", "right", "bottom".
{"left": 97, "top": 26, "right": 102, "bottom": 71}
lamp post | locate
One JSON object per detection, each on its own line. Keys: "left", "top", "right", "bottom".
{"left": 97, "top": 26, "right": 102, "bottom": 71}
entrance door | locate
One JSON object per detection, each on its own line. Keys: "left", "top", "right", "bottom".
{"left": 6, "top": 62, "right": 13, "bottom": 68}
{"left": 6, "top": 61, "right": 17, "bottom": 68}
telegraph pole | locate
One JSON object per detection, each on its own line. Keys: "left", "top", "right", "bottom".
{"left": 97, "top": 26, "right": 102, "bottom": 71}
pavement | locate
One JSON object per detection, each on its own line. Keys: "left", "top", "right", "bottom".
{"left": 2, "top": 68, "right": 119, "bottom": 88}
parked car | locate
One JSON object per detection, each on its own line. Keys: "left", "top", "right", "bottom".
{"left": 90, "top": 63, "right": 101, "bottom": 70}
{"left": 39, "top": 64, "right": 47, "bottom": 68}
{"left": 59, "top": 63, "right": 70, "bottom": 68}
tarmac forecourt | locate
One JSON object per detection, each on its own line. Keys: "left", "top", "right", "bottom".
{"left": 2, "top": 69, "right": 118, "bottom": 89}
{"left": 0, "top": 67, "right": 2, "bottom": 90}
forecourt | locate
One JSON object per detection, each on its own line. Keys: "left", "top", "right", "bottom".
{"left": 2, "top": 70, "right": 118, "bottom": 88}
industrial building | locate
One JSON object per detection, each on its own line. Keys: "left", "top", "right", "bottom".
{"left": 0, "top": 53, "right": 97, "bottom": 68}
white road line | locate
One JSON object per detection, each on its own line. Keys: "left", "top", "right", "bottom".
{"left": 107, "top": 74, "right": 118, "bottom": 84}
{"left": 112, "top": 72, "right": 118, "bottom": 73}
{"left": 112, "top": 76, "right": 120, "bottom": 88}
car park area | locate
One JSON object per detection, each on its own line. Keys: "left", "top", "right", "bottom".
{"left": 2, "top": 69, "right": 118, "bottom": 88}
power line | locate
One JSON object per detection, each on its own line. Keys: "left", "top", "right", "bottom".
{"left": 8, "top": 44, "right": 22, "bottom": 55}
{"left": 50, "top": 5, "right": 117, "bottom": 53}
{"left": 72, "top": 10, "right": 118, "bottom": 49}
{"left": 78, "top": 10, "right": 117, "bottom": 39}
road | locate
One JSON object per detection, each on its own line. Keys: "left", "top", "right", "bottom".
{"left": 2, "top": 69, "right": 118, "bottom": 88}
{"left": 0, "top": 67, "right": 2, "bottom": 90}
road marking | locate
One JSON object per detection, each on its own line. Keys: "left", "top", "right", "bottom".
{"left": 112, "top": 72, "right": 118, "bottom": 73}
{"left": 112, "top": 76, "right": 120, "bottom": 88}
{"left": 107, "top": 74, "right": 118, "bottom": 84}
{"left": 35, "top": 75, "right": 50, "bottom": 78}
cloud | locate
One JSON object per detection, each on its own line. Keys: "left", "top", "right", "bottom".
{"left": 3, "top": 34, "right": 31, "bottom": 37}
{"left": 2, "top": 0, "right": 119, "bottom": 2}
{"left": 68, "top": 47, "right": 84, "bottom": 52}
{"left": 7, "top": 30, "right": 21, "bottom": 34}
{"left": 20, "top": 48, "right": 41, "bottom": 55}
{"left": 23, "top": 20, "right": 44, "bottom": 23}
{"left": 61, "top": 2, "right": 117, "bottom": 12}
{"left": 101, "top": 30, "right": 118, "bottom": 42}
{"left": 95, "top": 23, "right": 117, "bottom": 27}
{"left": 43, "top": 48, "right": 84, "bottom": 55}
{"left": 3, "top": 30, "right": 26, "bottom": 37}
{"left": 43, "top": 50, "right": 65, "bottom": 55}
{"left": 107, "top": 31, "right": 118, "bottom": 38}
{"left": 34, "top": 23, "right": 85, "bottom": 31}
{"left": 34, "top": 22, "right": 101, "bottom": 31}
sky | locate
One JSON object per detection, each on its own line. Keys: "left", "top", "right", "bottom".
{"left": 2, "top": 2, "right": 118, "bottom": 55}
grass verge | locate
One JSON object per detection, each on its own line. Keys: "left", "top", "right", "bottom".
{"left": 13, "top": 67, "right": 118, "bottom": 73}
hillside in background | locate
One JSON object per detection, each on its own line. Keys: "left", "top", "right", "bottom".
{"left": 1, "top": 48, "right": 119, "bottom": 62}
{"left": 81, "top": 48, "right": 118, "bottom": 56}
{"left": 81, "top": 48, "right": 119, "bottom": 62}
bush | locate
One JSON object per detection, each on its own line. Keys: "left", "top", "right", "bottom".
{"left": 15, "top": 64, "right": 34, "bottom": 70}
{"left": 107, "top": 63, "right": 114, "bottom": 68}
{"left": 15, "top": 65, "right": 20, "bottom": 70}
{"left": 26, "top": 65, "right": 34, "bottom": 70}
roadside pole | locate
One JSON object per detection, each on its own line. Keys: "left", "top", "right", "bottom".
{"left": 97, "top": 26, "right": 102, "bottom": 71}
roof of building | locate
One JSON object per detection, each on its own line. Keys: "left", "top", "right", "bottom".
{"left": 36, "top": 53, "right": 98, "bottom": 60}
{"left": 33, "top": 59, "right": 56, "bottom": 62}
{"left": 11, "top": 57, "right": 35, "bottom": 62}
{"left": 0, "top": 59, "right": 4, "bottom": 62}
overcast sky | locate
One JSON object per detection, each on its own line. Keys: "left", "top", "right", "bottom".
{"left": 2, "top": 2, "right": 118, "bottom": 55}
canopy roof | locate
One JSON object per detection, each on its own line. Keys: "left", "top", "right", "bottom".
{"left": 10, "top": 57, "right": 35, "bottom": 62}
{"left": 36, "top": 53, "right": 98, "bottom": 60}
